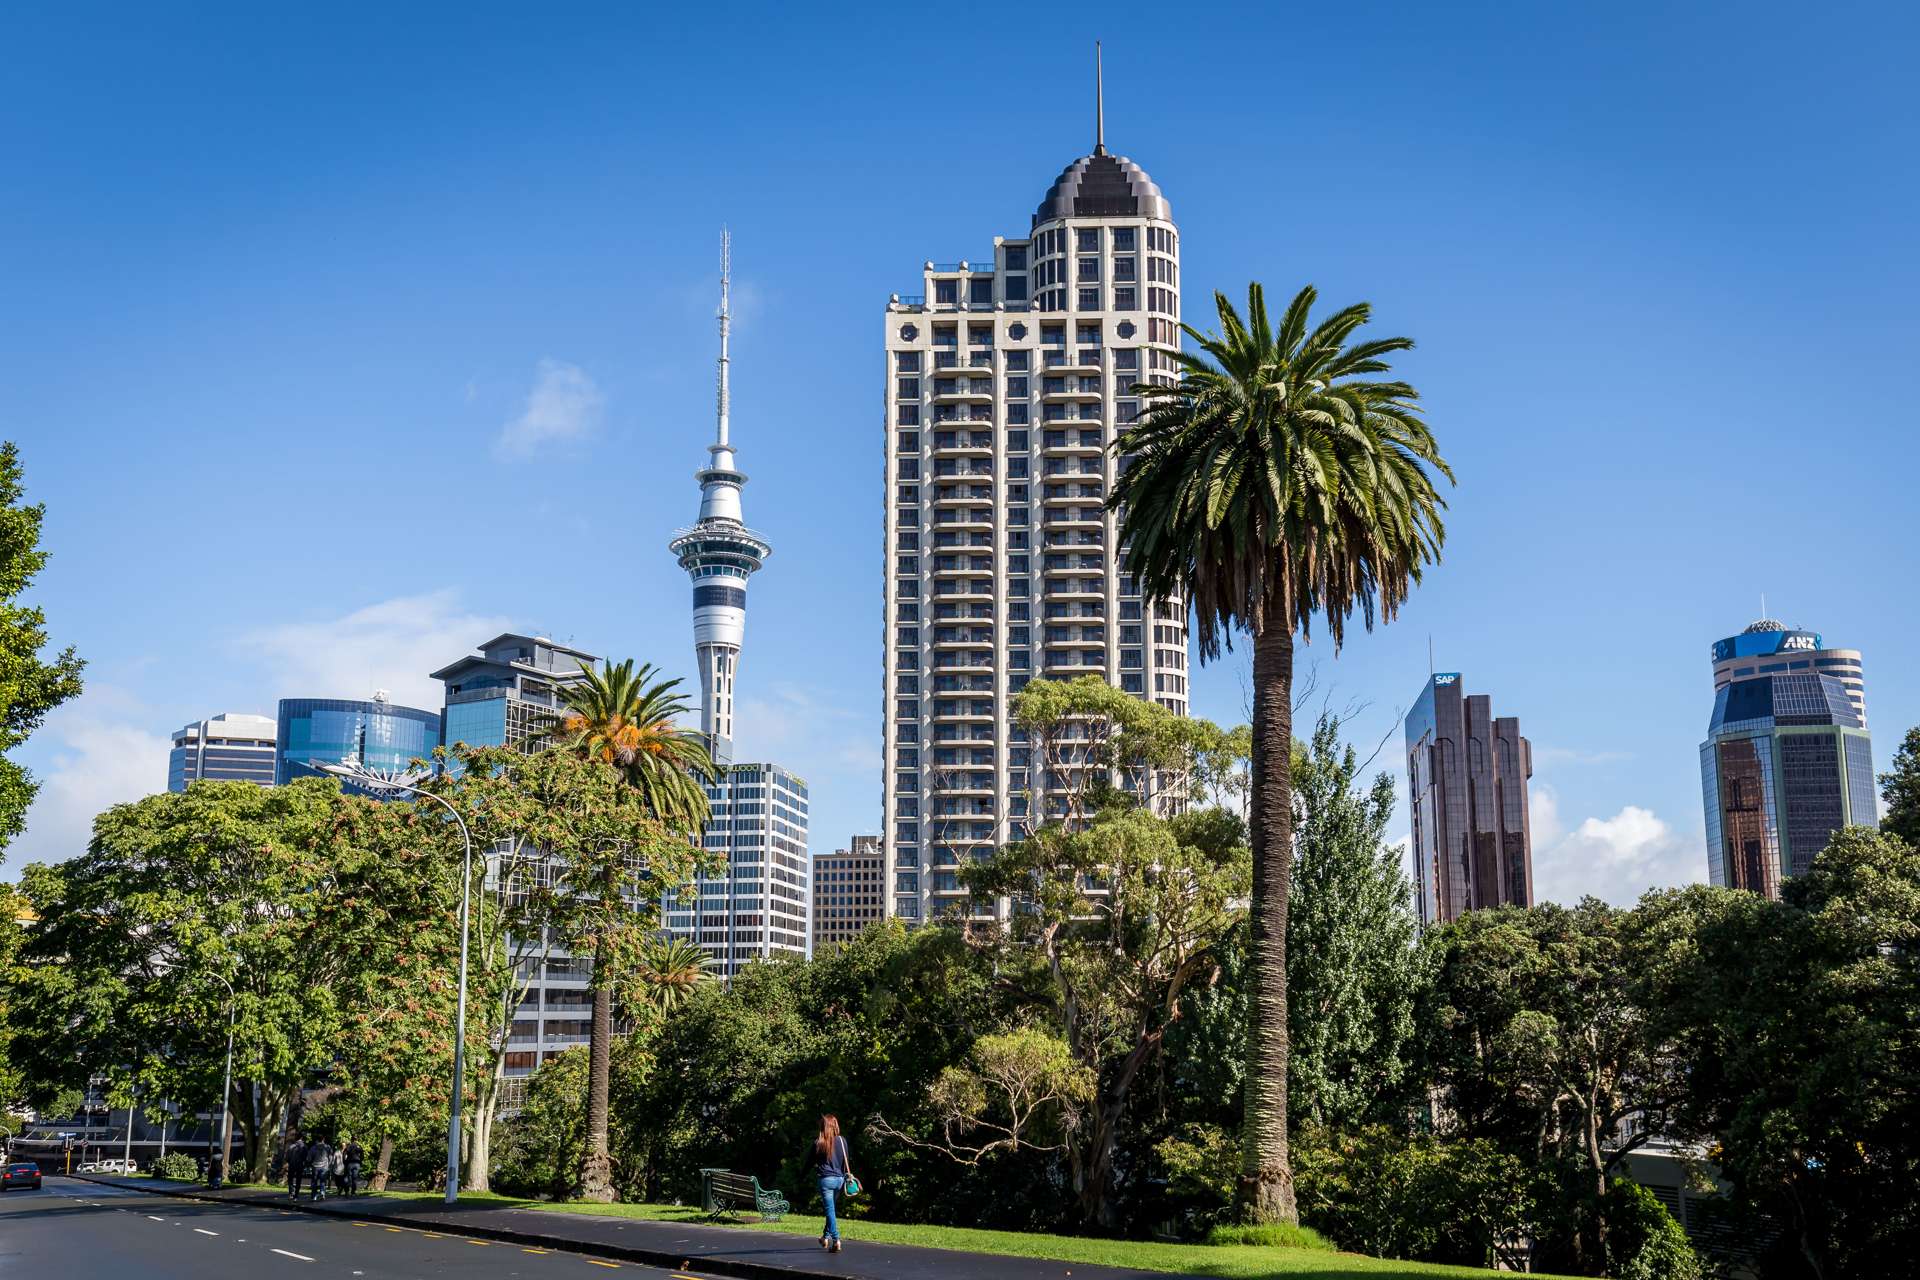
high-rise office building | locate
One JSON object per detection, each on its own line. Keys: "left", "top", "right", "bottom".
{"left": 1405, "top": 672, "right": 1534, "bottom": 927}
{"left": 433, "top": 632, "right": 598, "bottom": 750}
{"left": 812, "top": 834, "right": 884, "bottom": 952}
{"left": 663, "top": 234, "right": 808, "bottom": 975}
{"left": 881, "top": 79, "right": 1192, "bottom": 924}
{"left": 168, "top": 712, "right": 277, "bottom": 790}
{"left": 673, "top": 763, "right": 811, "bottom": 975}
{"left": 275, "top": 694, "right": 442, "bottom": 790}
{"left": 1701, "top": 619, "right": 1876, "bottom": 898}
{"left": 431, "top": 632, "right": 600, "bottom": 1094}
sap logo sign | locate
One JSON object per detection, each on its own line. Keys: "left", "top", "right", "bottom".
{"left": 1781, "top": 634, "right": 1817, "bottom": 652}
{"left": 1434, "top": 674, "right": 1459, "bottom": 686}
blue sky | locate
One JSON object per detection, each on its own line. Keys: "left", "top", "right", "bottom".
{"left": 4, "top": 2, "right": 1915, "bottom": 903}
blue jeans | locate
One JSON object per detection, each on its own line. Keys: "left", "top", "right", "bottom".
{"left": 818, "top": 1174, "right": 845, "bottom": 1241}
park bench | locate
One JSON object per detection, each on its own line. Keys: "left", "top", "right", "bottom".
{"left": 701, "top": 1168, "right": 789, "bottom": 1222}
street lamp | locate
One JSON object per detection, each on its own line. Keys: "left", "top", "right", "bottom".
{"left": 318, "top": 760, "right": 474, "bottom": 1207}
{"left": 207, "top": 971, "right": 235, "bottom": 1187}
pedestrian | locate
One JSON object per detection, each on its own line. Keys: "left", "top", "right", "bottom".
{"left": 285, "top": 1132, "right": 306, "bottom": 1200}
{"left": 342, "top": 1138, "right": 364, "bottom": 1197}
{"left": 330, "top": 1143, "right": 347, "bottom": 1196}
{"left": 305, "top": 1134, "right": 332, "bottom": 1202}
{"left": 806, "top": 1113, "right": 857, "bottom": 1254}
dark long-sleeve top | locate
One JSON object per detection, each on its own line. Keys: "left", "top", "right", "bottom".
{"left": 806, "top": 1135, "right": 850, "bottom": 1178}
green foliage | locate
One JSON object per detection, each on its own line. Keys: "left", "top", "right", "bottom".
{"left": 5, "top": 779, "right": 465, "bottom": 1180}
{"left": 1642, "top": 827, "right": 1920, "bottom": 1278}
{"left": 0, "top": 443, "right": 84, "bottom": 860}
{"left": 1204, "top": 1221, "right": 1333, "bottom": 1251}
{"left": 919, "top": 1027, "right": 1093, "bottom": 1161}
{"left": 149, "top": 1150, "right": 201, "bottom": 1181}
{"left": 494, "top": 1047, "right": 590, "bottom": 1200}
{"left": 1294, "top": 1124, "right": 1544, "bottom": 1269}
{"left": 1601, "top": 1179, "right": 1700, "bottom": 1280}
{"left": 549, "top": 657, "right": 716, "bottom": 832}
{"left": 1880, "top": 725, "right": 1920, "bottom": 847}
{"left": 1286, "top": 715, "right": 1424, "bottom": 1130}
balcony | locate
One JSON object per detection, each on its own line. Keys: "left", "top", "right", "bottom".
{"left": 932, "top": 629, "right": 996, "bottom": 647}
{"left": 933, "top": 485, "right": 994, "bottom": 506}
{"left": 931, "top": 431, "right": 993, "bottom": 455}
{"left": 1043, "top": 484, "right": 1105, "bottom": 503}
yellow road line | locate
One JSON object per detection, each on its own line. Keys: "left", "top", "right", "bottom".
{"left": 585, "top": 1261, "right": 621, "bottom": 1269}
{"left": 466, "top": 1238, "right": 491, "bottom": 1246}
{"left": 384, "top": 1226, "right": 403, "bottom": 1233}
{"left": 524, "top": 1247, "right": 551, "bottom": 1254}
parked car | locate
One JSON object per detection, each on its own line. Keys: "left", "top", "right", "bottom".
{"left": 75, "top": 1161, "right": 101, "bottom": 1173}
{"left": 101, "top": 1158, "right": 136, "bottom": 1173}
{"left": 2, "top": 1161, "right": 43, "bottom": 1191}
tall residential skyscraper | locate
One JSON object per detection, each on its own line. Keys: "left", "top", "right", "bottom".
{"left": 812, "top": 834, "right": 884, "bottom": 952}
{"left": 168, "top": 712, "right": 277, "bottom": 790}
{"left": 668, "top": 231, "right": 770, "bottom": 768}
{"left": 1701, "top": 619, "right": 1876, "bottom": 898}
{"left": 664, "top": 233, "right": 808, "bottom": 976}
{"left": 882, "top": 76, "right": 1192, "bottom": 924}
{"left": 1405, "top": 672, "right": 1534, "bottom": 927}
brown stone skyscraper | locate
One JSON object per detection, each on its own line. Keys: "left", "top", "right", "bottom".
{"left": 1405, "top": 672, "right": 1534, "bottom": 926}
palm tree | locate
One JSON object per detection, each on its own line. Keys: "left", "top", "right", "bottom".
{"left": 552, "top": 658, "right": 716, "bottom": 1201}
{"left": 1110, "top": 284, "right": 1451, "bottom": 1224}
{"left": 633, "top": 934, "right": 715, "bottom": 1013}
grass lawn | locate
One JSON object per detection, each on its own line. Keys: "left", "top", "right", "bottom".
{"left": 374, "top": 1191, "right": 1567, "bottom": 1280}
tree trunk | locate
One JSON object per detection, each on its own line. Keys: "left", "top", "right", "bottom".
{"left": 1237, "top": 622, "right": 1298, "bottom": 1225}
{"left": 367, "top": 1136, "right": 394, "bottom": 1192}
{"left": 578, "top": 982, "right": 615, "bottom": 1202}
{"left": 464, "top": 1069, "right": 500, "bottom": 1193}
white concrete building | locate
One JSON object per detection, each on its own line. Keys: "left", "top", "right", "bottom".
{"left": 168, "top": 712, "right": 277, "bottom": 790}
{"left": 882, "top": 89, "right": 1192, "bottom": 923}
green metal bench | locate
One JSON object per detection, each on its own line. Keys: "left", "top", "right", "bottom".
{"left": 702, "top": 1168, "right": 789, "bottom": 1222}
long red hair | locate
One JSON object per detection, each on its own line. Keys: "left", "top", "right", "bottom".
{"left": 815, "top": 1113, "right": 841, "bottom": 1156}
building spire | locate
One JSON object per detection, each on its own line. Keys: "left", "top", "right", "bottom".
{"left": 715, "top": 227, "right": 731, "bottom": 449}
{"left": 1094, "top": 41, "right": 1106, "bottom": 155}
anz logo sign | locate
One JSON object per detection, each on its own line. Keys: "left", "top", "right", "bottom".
{"left": 1780, "top": 634, "right": 1817, "bottom": 652}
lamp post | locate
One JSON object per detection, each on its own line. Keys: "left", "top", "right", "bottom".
{"left": 208, "top": 971, "right": 235, "bottom": 1187}
{"left": 318, "top": 760, "right": 474, "bottom": 1207}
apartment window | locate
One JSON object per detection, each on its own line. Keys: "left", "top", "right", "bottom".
{"left": 1007, "top": 376, "right": 1028, "bottom": 398}
{"left": 1004, "top": 245, "right": 1028, "bottom": 270}
{"left": 1113, "top": 348, "right": 1138, "bottom": 371}
{"left": 1007, "top": 457, "right": 1028, "bottom": 478}
{"left": 1113, "top": 287, "right": 1137, "bottom": 311}
{"left": 897, "top": 431, "right": 918, "bottom": 453}
{"left": 1077, "top": 257, "right": 1100, "bottom": 282}
{"left": 1007, "top": 404, "right": 1029, "bottom": 425}
{"left": 1078, "top": 288, "right": 1099, "bottom": 311}
{"left": 895, "top": 602, "right": 918, "bottom": 621}
{"left": 896, "top": 351, "right": 921, "bottom": 372}
{"left": 1113, "top": 256, "right": 1136, "bottom": 282}
{"left": 1112, "top": 226, "right": 1136, "bottom": 251}
{"left": 1076, "top": 228, "right": 1099, "bottom": 252}
{"left": 1007, "top": 430, "right": 1028, "bottom": 450}
{"left": 935, "top": 279, "right": 958, "bottom": 305}
{"left": 897, "top": 531, "right": 919, "bottom": 550}
{"left": 896, "top": 377, "right": 919, "bottom": 399}
{"left": 969, "top": 277, "right": 993, "bottom": 305}
{"left": 1005, "top": 276, "right": 1028, "bottom": 302}
{"left": 897, "top": 459, "right": 918, "bottom": 480}
{"left": 898, "top": 404, "right": 919, "bottom": 425}
{"left": 1005, "top": 349, "right": 1029, "bottom": 371}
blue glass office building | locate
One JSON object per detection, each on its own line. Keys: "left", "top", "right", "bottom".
{"left": 1700, "top": 620, "right": 1875, "bottom": 898}
{"left": 275, "top": 696, "right": 443, "bottom": 788}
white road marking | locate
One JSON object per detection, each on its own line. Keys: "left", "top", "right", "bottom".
{"left": 147, "top": 1215, "right": 165, "bottom": 1222}
{"left": 271, "top": 1248, "right": 315, "bottom": 1262}
{"left": 194, "top": 1227, "right": 218, "bottom": 1236}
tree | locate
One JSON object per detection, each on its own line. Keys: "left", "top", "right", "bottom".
{"left": 1286, "top": 715, "right": 1424, "bottom": 1130}
{"left": 0, "top": 443, "right": 84, "bottom": 860}
{"left": 961, "top": 800, "right": 1249, "bottom": 1226}
{"left": 1644, "top": 828, "right": 1920, "bottom": 1278}
{"left": 6, "top": 780, "right": 465, "bottom": 1181}
{"left": 896, "top": 1027, "right": 1093, "bottom": 1164}
{"left": 0, "top": 881, "right": 27, "bottom": 1112}
{"left": 1880, "top": 725, "right": 1920, "bottom": 846}
{"left": 631, "top": 934, "right": 715, "bottom": 1014}
{"left": 1112, "top": 284, "right": 1451, "bottom": 1222}
{"left": 443, "top": 745, "right": 709, "bottom": 1202}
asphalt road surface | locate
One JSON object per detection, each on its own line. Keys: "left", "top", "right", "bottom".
{"left": 0, "top": 1177, "right": 700, "bottom": 1279}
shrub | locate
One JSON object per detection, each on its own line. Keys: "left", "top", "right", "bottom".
{"left": 149, "top": 1151, "right": 201, "bottom": 1182}
{"left": 1205, "top": 1221, "right": 1334, "bottom": 1251}
{"left": 1604, "top": 1179, "right": 1701, "bottom": 1280}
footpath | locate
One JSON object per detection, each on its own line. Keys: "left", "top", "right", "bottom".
{"left": 72, "top": 1173, "right": 1186, "bottom": 1280}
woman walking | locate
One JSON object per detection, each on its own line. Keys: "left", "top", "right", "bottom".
{"left": 808, "top": 1114, "right": 855, "bottom": 1253}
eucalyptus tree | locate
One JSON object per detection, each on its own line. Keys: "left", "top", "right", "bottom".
{"left": 1111, "top": 284, "right": 1451, "bottom": 1222}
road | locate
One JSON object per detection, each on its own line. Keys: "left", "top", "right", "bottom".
{"left": 0, "top": 1177, "right": 700, "bottom": 1279}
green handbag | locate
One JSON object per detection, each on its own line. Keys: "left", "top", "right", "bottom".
{"left": 843, "top": 1174, "right": 862, "bottom": 1198}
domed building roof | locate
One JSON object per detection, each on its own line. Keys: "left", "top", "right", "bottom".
{"left": 1033, "top": 147, "right": 1172, "bottom": 227}
{"left": 1744, "top": 618, "right": 1791, "bottom": 634}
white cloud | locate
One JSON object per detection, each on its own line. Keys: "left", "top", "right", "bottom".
{"left": 11, "top": 689, "right": 173, "bottom": 867}
{"left": 1533, "top": 802, "right": 1706, "bottom": 907}
{"left": 245, "top": 590, "right": 516, "bottom": 710}
{"left": 495, "top": 358, "right": 604, "bottom": 456}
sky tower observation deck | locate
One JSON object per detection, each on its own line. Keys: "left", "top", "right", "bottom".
{"left": 668, "top": 231, "right": 771, "bottom": 765}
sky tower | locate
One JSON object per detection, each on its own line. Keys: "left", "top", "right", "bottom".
{"left": 669, "top": 230, "right": 770, "bottom": 765}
